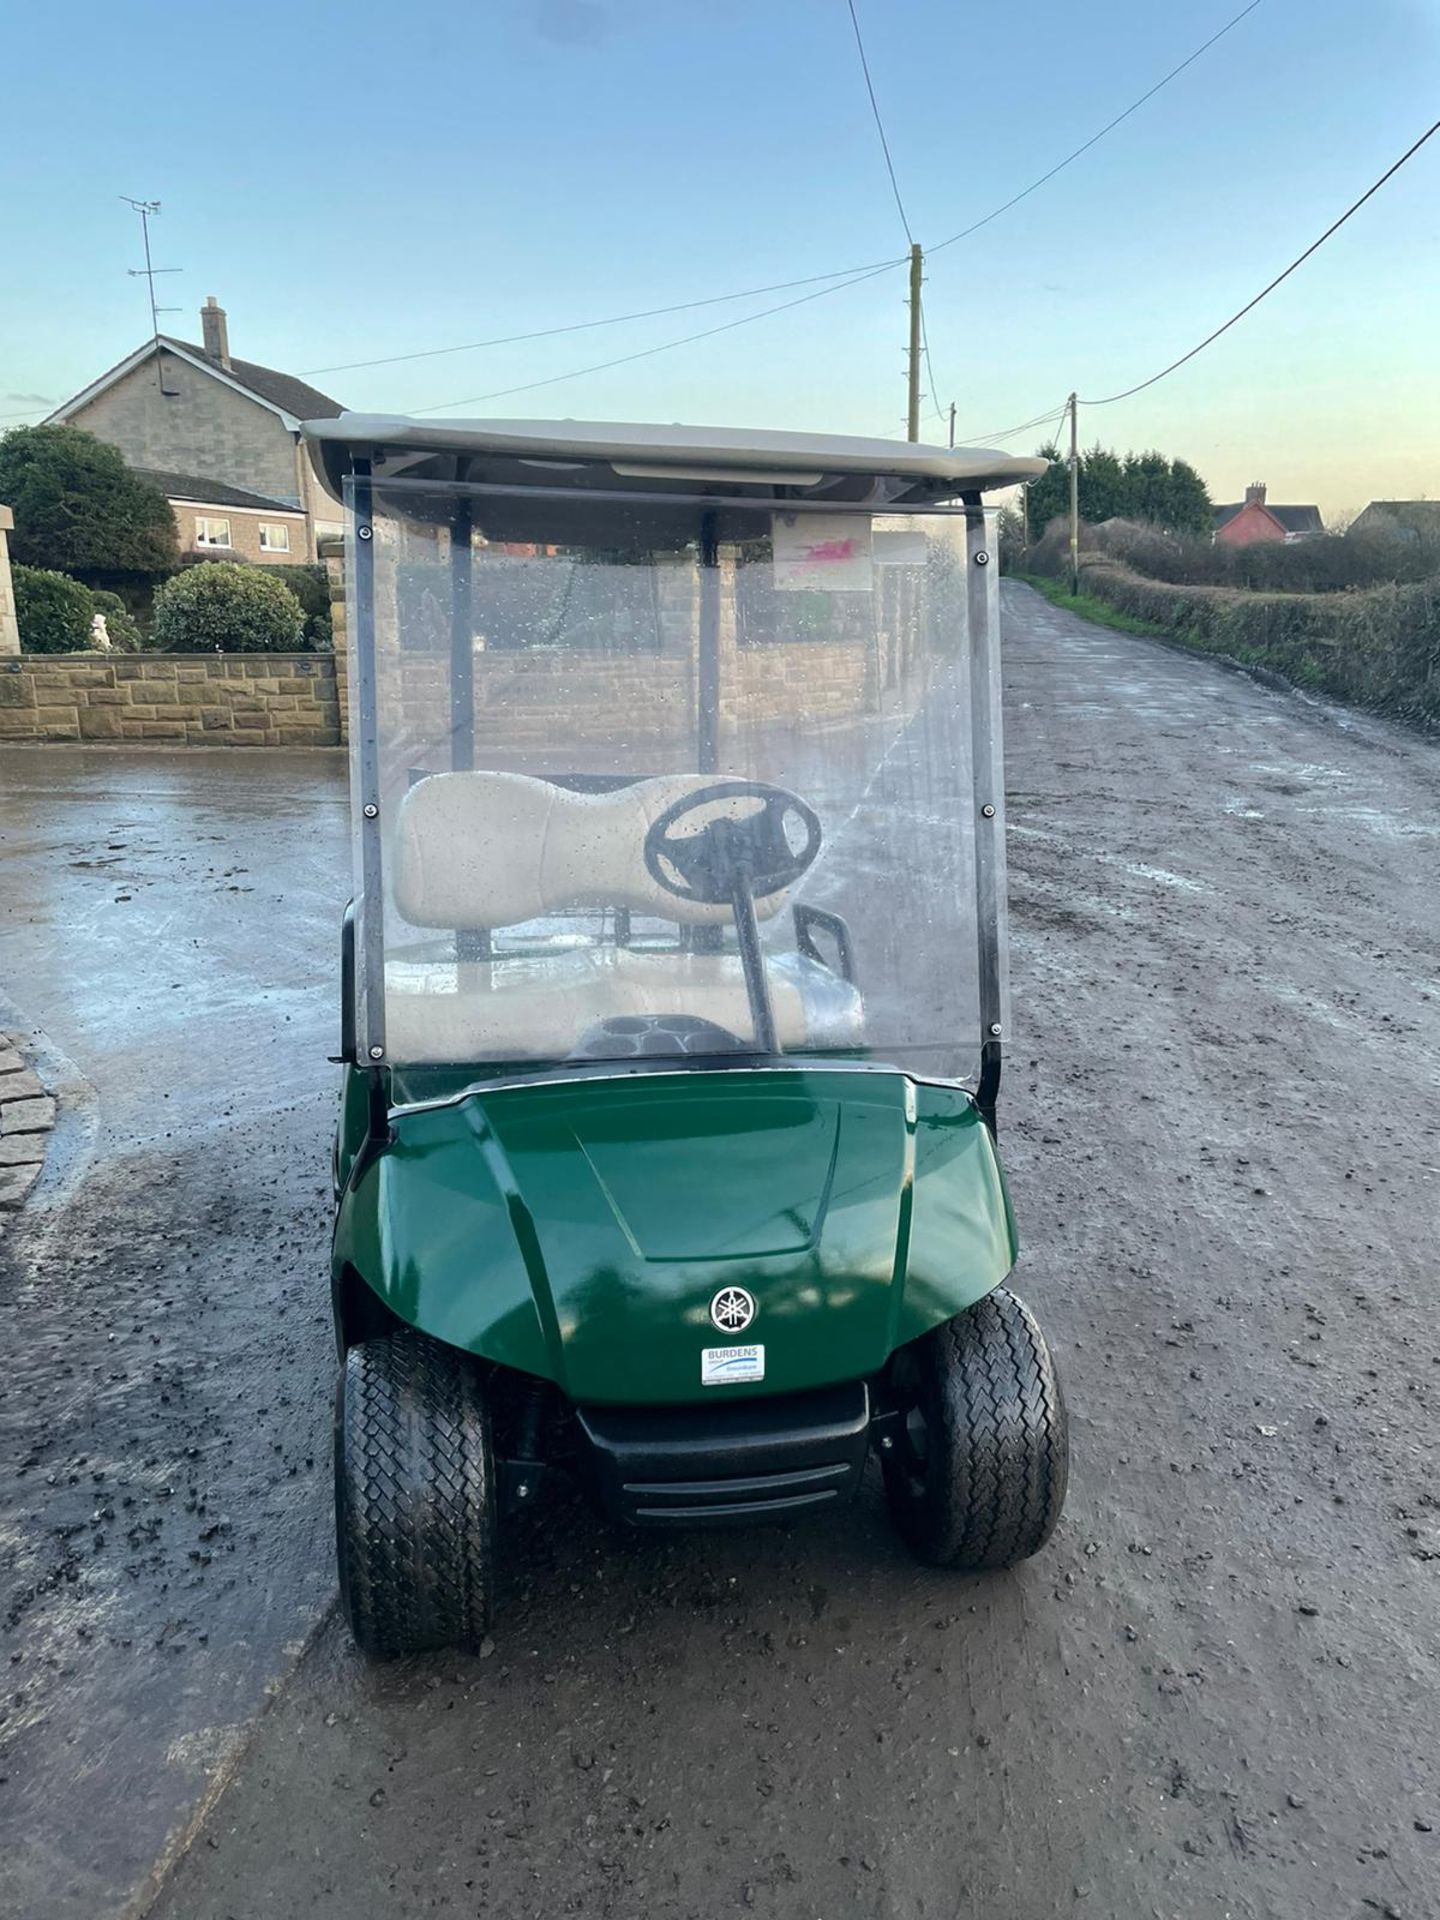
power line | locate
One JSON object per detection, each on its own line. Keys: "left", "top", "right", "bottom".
{"left": 918, "top": 297, "right": 947, "bottom": 424}
{"left": 852, "top": 0, "right": 1264, "bottom": 426}
{"left": 1082, "top": 115, "right": 1440, "bottom": 405}
{"left": 302, "top": 2, "right": 1261, "bottom": 398}
{"left": 962, "top": 114, "right": 1440, "bottom": 450}
{"left": 301, "top": 257, "right": 905, "bottom": 377}
{"left": 412, "top": 259, "right": 901, "bottom": 413}
{"left": 961, "top": 403, "right": 1071, "bottom": 446}
{"left": 845, "top": 0, "right": 950, "bottom": 433}
{"left": 928, "top": 0, "right": 1264, "bottom": 258}
{"left": 845, "top": 0, "right": 913, "bottom": 243}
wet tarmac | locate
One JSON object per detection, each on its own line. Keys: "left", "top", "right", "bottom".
{"left": 0, "top": 748, "right": 347, "bottom": 1916}
{"left": 5, "top": 588, "right": 1440, "bottom": 1918}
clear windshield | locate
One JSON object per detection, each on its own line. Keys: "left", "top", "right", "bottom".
{"left": 346, "top": 478, "right": 1005, "bottom": 1082}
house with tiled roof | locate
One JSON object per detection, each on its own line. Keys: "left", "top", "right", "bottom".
{"left": 44, "top": 299, "right": 344, "bottom": 564}
{"left": 1213, "top": 482, "right": 1324, "bottom": 547}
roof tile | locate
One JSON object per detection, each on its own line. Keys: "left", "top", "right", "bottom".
{"left": 132, "top": 468, "right": 303, "bottom": 512}
{"left": 161, "top": 338, "right": 343, "bottom": 422}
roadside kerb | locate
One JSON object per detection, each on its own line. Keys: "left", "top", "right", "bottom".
{"left": 0, "top": 1034, "right": 54, "bottom": 1210}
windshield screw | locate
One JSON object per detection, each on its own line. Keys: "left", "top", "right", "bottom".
{"left": 974, "top": 548, "right": 990, "bottom": 565}
{"left": 879, "top": 1434, "right": 894, "bottom": 1451}
{"left": 516, "top": 1481, "right": 531, "bottom": 1500}
{"left": 980, "top": 803, "right": 996, "bottom": 819}
{"left": 989, "top": 1023, "right": 1003, "bottom": 1038}
{"left": 368, "top": 1045, "right": 385, "bottom": 1060}
{"left": 357, "top": 525, "right": 373, "bottom": 541}
{"left": 363, "top": 803, "right": 378, "bottom": 819}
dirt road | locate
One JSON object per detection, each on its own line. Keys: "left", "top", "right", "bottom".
{"left": 5, "top": 584, "right": 1439, "bottom": 1919}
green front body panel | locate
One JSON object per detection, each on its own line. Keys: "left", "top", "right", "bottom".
{"left": 333, "top": 1067, "right": 1017, "bottom": 1406}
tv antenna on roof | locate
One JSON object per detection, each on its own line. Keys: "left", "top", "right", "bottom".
{"left": 121, "top": 197, "right": 182, "bottom": 339}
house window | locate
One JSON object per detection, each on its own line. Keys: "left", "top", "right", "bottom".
{"left": 258, "top": 522, "right": 291, "bottom": 553}
{"left": 195, "top": 516, "right": 232, "bottom": 548}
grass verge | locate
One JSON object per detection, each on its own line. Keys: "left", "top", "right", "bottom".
{"left": 1011, "top": 573, "right": 1175, "bottom": 641}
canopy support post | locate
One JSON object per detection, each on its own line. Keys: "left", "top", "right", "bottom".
{"left": 965, "top": 495, "right": 1007, "bottom": 1134}
{"left": 350, "top": 455, "right": 388, "bottom": 1074}
{"left": 689, "top": 511, "right": 726, "bottom": 961}
{"left": 697, "top": 511, "right": 720, "bottom": 775}
{"left": 449, "top": 495, "right": 488, "bottom": 962}
{"left": 450, "top": 496, "right": 475, "bottom": 771}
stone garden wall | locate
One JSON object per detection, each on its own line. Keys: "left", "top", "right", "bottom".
{"left": 0, "top": 652, "right": 341, "bottom": 746}
{"left": 0, "top": 545, "right": 911, "bottom": 749}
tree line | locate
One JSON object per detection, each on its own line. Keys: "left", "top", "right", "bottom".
{"left": 1021, "top": 444, "right": 1213, "bottom": 539}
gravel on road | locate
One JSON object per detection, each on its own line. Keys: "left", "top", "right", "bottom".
{"left": 4, "top": 588, "right": 1439, "bottom": 1920}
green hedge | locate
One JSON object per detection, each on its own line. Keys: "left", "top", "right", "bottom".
{"left": 13, "top": 564, "right": 95, "bottom": 653}
{"left": 150, "top": 562, "right": 307, "bottom": 653}
{"left": 266, "top": 563, "right": 333, "bottom": 649}
{"left": 1063, "top": 558, "right": 1440, "bottom": 729}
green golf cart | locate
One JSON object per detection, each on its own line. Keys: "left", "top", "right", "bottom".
{"left": 306, "top": 416, "right": 1067, "bottom": 1657}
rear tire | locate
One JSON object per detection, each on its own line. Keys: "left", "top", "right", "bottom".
{"left": 335, "top": 1328, "right": 496, "bottom": 1657}
{"left": 882, "top": 1288, "right": 1068, "bottom": 1570}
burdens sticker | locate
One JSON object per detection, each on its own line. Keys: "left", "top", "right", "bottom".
{"left": 701, "top": 1345, "right": 765, "bottom": 1386}
{"left": 772, "top": 513, "right": 873, "bottom": 593}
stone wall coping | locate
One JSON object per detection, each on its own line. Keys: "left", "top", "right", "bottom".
{"left": 13, "top": 649, "right": 331, "bottom": 662}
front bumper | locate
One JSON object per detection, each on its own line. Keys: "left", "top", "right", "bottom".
{"left": 576, "top": 1381, "right": 871, "bottom": 1528}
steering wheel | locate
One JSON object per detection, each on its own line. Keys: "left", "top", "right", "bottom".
{"left": 643, "top": 780, "right": 822, "bottom": 906}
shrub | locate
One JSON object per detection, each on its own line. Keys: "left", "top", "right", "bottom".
{"left": 1064, "top": 558, "right": 1440, "bottom": 731}
{"left": 13, "top": 564, "right": 95, "bottom": 653}
{"left": 267, "top": 563, "right": 333, "bottom": 648}
{"left": 1117, "top": 529, "right": 1440, "bottom": 594}
{"left": 1032, "top": 514, "right": 1440, "bottom": 596}
{"left": 0, "top": 424, "right": 177, "bottom": 578}
{"left": 150, "top": 562, "right": 306, "bottom": 653}
{"left": 89, "top": 589, "right": 142, "bottom": 652}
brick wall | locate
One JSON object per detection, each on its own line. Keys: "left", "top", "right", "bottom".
{"left": 0, "top": 652, "right": 340, "bottom": 746}
{"left": 70, "top": 348, "right": 301, "bottom": 507}
{"left": 0, "top": 552, "right": 898, "bottom": 753}
{"left": 319, "top": 538, "right": 893, "bottom": 755}
{"left": 731, "top": 640, "right": 872, "bottom": 724}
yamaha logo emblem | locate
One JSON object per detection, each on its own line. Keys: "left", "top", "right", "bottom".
{"left": 710, "top": 1287, "right": 757, "bottom": 1334}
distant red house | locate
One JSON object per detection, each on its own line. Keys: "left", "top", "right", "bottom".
{"left": 1214, "top": 483, "right": 1324, "bottom": 546}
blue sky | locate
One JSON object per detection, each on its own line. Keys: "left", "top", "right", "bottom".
{"left": 1, "top": 0, "right": 1436, "bottom": 515}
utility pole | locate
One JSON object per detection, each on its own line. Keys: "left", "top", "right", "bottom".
{"left": 906, "top": 243, "right": 923, "bottom": 443}
{"left": 1021, "top": 480, "right": 1030, "bottom": 551}
{"left": 948, "top": 401, "right": 956, "bottom": 449}
{"left": 1067, "top": 391, "right": 1080, "bottom": 595}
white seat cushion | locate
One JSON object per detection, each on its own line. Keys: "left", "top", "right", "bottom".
{"left": 383, "top": 947, "right": 862, "bottom": 1064}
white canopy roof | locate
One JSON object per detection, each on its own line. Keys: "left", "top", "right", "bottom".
{"left": 303, "top": 414, "right": 1046, "bottom": 505}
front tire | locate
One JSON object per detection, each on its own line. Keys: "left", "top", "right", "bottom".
{"left": 335, "top": 1328, "right": 496, "bottom": 1657}
{"left": 882, "top": 1288, "right": 1068, "bottom": 1570}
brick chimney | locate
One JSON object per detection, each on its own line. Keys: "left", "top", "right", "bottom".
{"left": 1244, "top": 482, "right": 1267, "bottom": 506}
{"left": 200, "top": 296, "right": 232, "bottom": 370}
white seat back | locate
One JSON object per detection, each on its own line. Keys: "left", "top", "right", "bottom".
{"left": 392, "top": 771, "right": 794, "bottom": 931}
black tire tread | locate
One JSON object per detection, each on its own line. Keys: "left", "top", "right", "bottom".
{"left": 335, "top": 1329, "right": 495, "bottom": 1658}
{"left": 884, "top": 1288, "right": 1068, "bottom": 1571}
